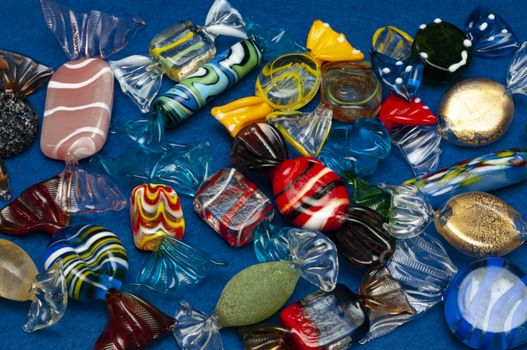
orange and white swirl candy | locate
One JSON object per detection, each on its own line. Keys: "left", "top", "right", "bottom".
{"left": 130, "top": 184, "right": 185, "bottom": 251}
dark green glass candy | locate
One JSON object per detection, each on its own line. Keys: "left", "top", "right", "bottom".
{"left": 412, "top": 20, "right": 473, "bottom": 81}
{"left": 344, "top": 173, "right": 391, "bottom": 220}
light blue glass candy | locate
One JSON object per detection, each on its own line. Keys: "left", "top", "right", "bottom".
{"left": 253, "top": 221, "right": 290, "bottom": 263}
{"left": 318, "top": 118, "right": 391, "bottom": 177}
{"left": 444, "top": 257, "right": 527, "bottom": 350}
{"left": 465, "top": 6, "right": 520, "bottom": 58}
{"left": 135, "top": 236, "right": 227, "bottom": 293}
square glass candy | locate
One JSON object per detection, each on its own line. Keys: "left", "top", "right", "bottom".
{"left": 149, "top": 20, "right": 216, "bottom": 81}
{"left": 193, "top": 168, "right": 274, "bottom": 247}
{"left": 280, "top": 284, "right": 368, "bottom": 349}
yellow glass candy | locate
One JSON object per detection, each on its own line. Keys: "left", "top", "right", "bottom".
{"left": 211, "top": 97, "right": 273, "bottom": 136}
{"left": 307, "top": 20, "right": 364, "bottom": 62}
{"left": 0, "top": 239, "right": 38, "bottom": 301}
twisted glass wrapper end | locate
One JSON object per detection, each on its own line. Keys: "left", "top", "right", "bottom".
{"left": 154, "top": 142, "right": 213, "bottom": 197}
{"left": 465, "top": 6, "right": 520, "bottom": 58}
{"left": 380, "top": 184, "right": 433, "bottom": 239}
{"left": 135, "top": 236, "right": 227, "bottom": 293}
{"left": 203, "top": 0, "right": 247, "bottom": 39}
{"left": 23, "top": 263, "right": 67, "bottom": 333}
{"left": 0, "top": 159, "right": 11, "bottom": 201}
{"left": 288, "top": 228, "right": 338, "bottom": 292}
{"left": 55, "top": 161, "right": 127, "bottom": 215}
{"left": 253, "top": 221, "right": 291, "bottom": 263}
{"left": 113, "top": 116, "right": 169, "bottom": 152}
{"left": 109, "top": 55, "right": 163, "bottom": 113}
{"left": 507, "top": 42, "right": 527, "bottom": 96}
{"left": 39, "top": 0, "right": 145, "bottom": 60}
{"left": 345, "top": 173, "right": 391, "bottom": 219}
{"left": 174, "top": 301, "right": 223, "bottom": 350}
{"left": 239, "top": 324, "right": 292, "bottom": 350}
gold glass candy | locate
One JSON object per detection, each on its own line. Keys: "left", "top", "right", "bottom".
{"left": 434, "top": 192, "right": 527, "bottom": 257}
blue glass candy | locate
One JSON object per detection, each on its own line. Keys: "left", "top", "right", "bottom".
{"left": 135, "top": 236, "right": 227, "bottom": 293}
{"left": 444, "top": 257, "right": 527, "bottom": 350}
{"left": 465, "top": 6, "right": 520, "bottom": 58}
{"left": 253, "top": 221, "right": 290, "bottom": 263}
{"left": 319, "top": 118, "right": 391, "bottom": 177}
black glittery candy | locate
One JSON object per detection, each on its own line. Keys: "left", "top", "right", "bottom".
{"left": 412, "top": 20, "right": 473, "bottom": 82}
{"left": 0, "top": 94, "right": 37, "bottom": 158}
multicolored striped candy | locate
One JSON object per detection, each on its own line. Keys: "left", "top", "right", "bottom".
{"left": 44, "top": 225, "right": 128, "bottom": 301}
{"left": 272, "top": 157, "right": 350, "bottom": 231}
{"left": 130, "top": 184, "right": 185, "bottom": 251}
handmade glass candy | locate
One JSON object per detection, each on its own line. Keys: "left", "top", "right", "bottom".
{"left": 0, "top": 159, "right": 11, "bottom": 200}
{"left": 0, "top": 239, "right": 66, "bottom": 332}
{"left": 444, "top": 258, "right": 527, "bottom": 350}
{"left": 212, "top": 96, "right": 273, "bottom": 137}
{"left": 320, "top": 61, "right": 382, "bottom": 122}
{"left": 318, "top": 118, "right": 391, "bottom": 177}
{"left": 404, "top": 149, "right": 527, "bottom": 209}
{"left": 347, "top": 175, "right": 391, "bottom": 219}
{"left": 110, "top": 0, "right": 248, "bottom": 112}
{"left": 379, "top": 94, "right": 438, "bottom": 133}
{"left": 435, "top": 192, "right": 527, "bottom": 257}
{"left": 0, "top": 50, "right": 53, "bottom": 158}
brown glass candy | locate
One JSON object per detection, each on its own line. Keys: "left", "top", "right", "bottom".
{"left": 0, "top": 176, "right": 70, "bottom": 235}
{"left": 328, "top": 206, "right": 395, "bottom": 267}
{"left": 239, "top": 324, "right": 293, "bottom": 350}
{"left": 230, "top": 122, "right": 289, "bottom": 172}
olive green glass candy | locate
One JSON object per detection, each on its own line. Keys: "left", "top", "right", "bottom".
{"left": 434, "top": 192, "right": 527, "bottom": 257}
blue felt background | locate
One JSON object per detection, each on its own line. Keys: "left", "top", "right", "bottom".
{"left": 1, "top": 0, "right": 527, "bottom": 349}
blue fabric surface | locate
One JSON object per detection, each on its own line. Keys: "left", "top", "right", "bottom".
{"left": 1, "top": 0, "right": 527, "bottom": 349}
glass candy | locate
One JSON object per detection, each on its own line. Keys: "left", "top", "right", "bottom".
{"left": 0, "top": 159, "right": 11, "bottom": 200}
{"left": 266, "top": 104, "right": 333, "bottom": 157}
{"left": 130, "top": 184, "right": 185, "bottom": 251}
{"left": 0, "top": 239, "right": 67, "bottom": 332}
{"left": 379, "top": 93, "right": 437, "bottom": 133}
{"left": 212, "top": 96, "right": 273, "bottom": 137}
{"left": 253, "top": 221, "right": 291, "bottom": 263}
{"left": 153, "top": 39, "right": 262, "bottom": 128}
{"left": 435, "top": 192, "right": 527, "bottom": 257}
{"left": 347, "top": 174, "right": 391, "bottom": 219}
{"left": 370, "top": 26, "right": 423, "bottom": 101}
{"left": 194, "top": 168, "right": 274, "bottom": 247}
{"left": 444, "top": 258, "right": 527, "bottom": 350}
{"left": 110, "top": 0, "right": 248, "bottom": 112}
{"left": 318, "top": 118, "right": 391, "bottom": 177}
{"left": 327, "top": 206, "right": 395, "bottom": 268}
{"left": 244, "top": 18, "right": 305, "bottom": 59}
{"left": 404, "top": 149, "right": 527, "bottom": 209}
{"left": 320, "top": 61, "right": 382, "bottom": 122}
{"left": 465, "top": 6, "right": 520, "bottom": 57}
{"left": 0, "top": 50, "right": 53, "bottom": 158}
{"left": 239, "top": 324, "right": 294, "bottom": 350}
{"left": 0, "top": 176, "right": 70, "bottom": 236}
{"left": 412, "top": 19, "right": 473, "bottom": 81}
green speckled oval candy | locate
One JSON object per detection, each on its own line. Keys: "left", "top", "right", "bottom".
{"left": 214, "top": 261, "right": 300, "bottom": 328}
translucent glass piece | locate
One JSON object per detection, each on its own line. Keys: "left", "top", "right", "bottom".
{"left": 253, "top": 221, "right": 291, "bottom": 263}
{"left": 267, "top": 104, "right": 332, "bottom": 157}
{"left": 0, "top": 238, "right": 38, "bottom": 301}
{"left": 40, "top": 0, "right": 145, "bottom": 60}
{"left": 379, "top": 94, "right": 437, "bottom": 133}
{"left": 288, "top": 228, "right": 338, "bottom": 292}
{"left": 239, "top": 323, "right": 292, "bottom": 350}
{"left": 173, "top": 301, "right": 223, "bottom": 350}
{"left": 380, "top": 184, "right": 433, "bottom": 239}
{"left": 507, "top": 42, "right": 527, "bottom": 96}
{"left": 113, "top": 116, "right": 168, "bottom": 152}
{"left": 404, "top": 149, "right": 527, "bottom": 209}
{"left": 245, "top": 19, "right": 306, "bottom": 60}
{"left": 318, "top": 118, "right": 391, "bottom": 177}
{"left": 444, "top": 258, "right": 527, "bottom": 350}
{"left": 392, "top": 125, "right": 442, "bottom": 177}
{"left": 280, "top": 284, "right": 369, "bottom": 349}
{"left": 109, "top": 55, "right": 163, "bottom": 113}
{"left": 203, "top": 0, "right": 247, "bottom": 39}
{"left": 95, "top": 290, "right": 176, "bottom": 350}
{"left": 346, "top": 174, "right": 391, "bottom": 219}
{"left": 135, "top": 236, "right": 227, "bottom": 293}
{"left": 0, "top": 176, "right": 70, "bottom": 236}
{"left": 24, "top": 263, "right": 67, "bottom": 333}
{"left": 0, "top": 49, "right": 54, "bottom": 96}
{"left": 55, "top": 162, "right": 127, "bottom": 215}
{"left": 465, "top": 6, "right": 520, "bottom": 57}
{"left": 0, "top": 159, "right": 11, "bottom": 201}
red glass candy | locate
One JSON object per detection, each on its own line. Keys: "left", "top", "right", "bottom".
{"left": 0, "top": 176, "right": 70, "bottom": 235}
{"left": 94, "top": 290, "right": 176, "bottom": 350}
{"left": 271, "top": 157, "right": 350, "bottom": 231}
{"left": 379, "top": 93, "right": 437, "bottom": 133}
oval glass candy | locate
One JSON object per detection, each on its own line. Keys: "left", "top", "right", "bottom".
{"left": 435, "top": 192, "right": 527, "bottom": 257}
{"left": 0, "top": 239, "right": 38, "bottom": 301}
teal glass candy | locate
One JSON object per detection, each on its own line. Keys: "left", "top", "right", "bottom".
{"left": 253, "top": 221, "right": 290, "bottom": 262}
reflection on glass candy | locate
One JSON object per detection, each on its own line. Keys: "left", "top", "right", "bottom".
{"left": 320, "top": 61, "right": 382, "bottom": 122}
{"left": 0, "top": 49, "right": 53, "bottom": 158}
{"left": 435, "top": 192, "right": 527, "bottom": 257}
{"left": 404, "top": 149, "right": 527, "bottom": 209}
{"left": 318, "top": 118, "right": 391, "bottom": 177}
{"left": 194, "top": 168, "right": 274, "bottom": 247}
{"left": 444, "top": 257, "right": 527, "bottom": 350}
{"left": 267, "top": 104, "right": 333, "bottom": 157}
{"left": 0, "top": 159, "right": 11, "bottom": 201}
{"left": 0, "top": 239, "right": 67, "bottom": 332}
